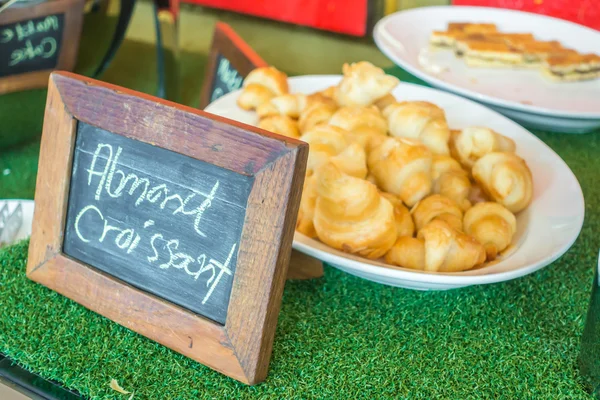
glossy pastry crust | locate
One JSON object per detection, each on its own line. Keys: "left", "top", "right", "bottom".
{"left": 314, "top": 163, "right": 397, "bottom": 259}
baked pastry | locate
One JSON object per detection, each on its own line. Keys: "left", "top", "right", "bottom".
{"left": 411, "top": 194, "right": 463, "bottom": 233}
{"left": 385, "top": 220, "right": 486, "bottom": 272}
{"left": 256, "top": 93, "right": 306, "bottom": 118}
{"left": 298, "top": 100, "right": 337, "bottom": 133}
{"left": 300, "top": 125, "right": 349, "bottom": 175}
{"left": 381, "top": 192, "right": 415, "bottom": 238}
{"left": 472, "top": 152, "right": 533, "bottom": 213}
{"left": 335, "top": 61, "right": 400, "bottom": 107}
{"left": 431, "top": 155, "right": 472, "bottom": 211}
{"left": 430, "top": 30, "right": 467, "bottom": 49}
{"left": 329, "top": 106, "right": 388, "bottom": 149}
{"left": 542, "top": 53, "right": 600, "bottom": 82}
{"left": 485, "top": 32, "right": 535, "bottom": 45}
{"left": 237, "top": 83, "right": 276, "bottom": 111}
{"left": 329, "top": 143, "right": 368, "bottom": 179}
{"left": 368, "top": 137, "right": 433, "bottom": 207}
{"left": 383, "top": 101, "right": 450, "bottom": 155}
{"left": 448, "top": 22, "right": 497, "bottom": 33}
{"left": 237, "top": 67, "right": 288, "bottom": 110}
{"left": 258, "top": 115, "right": 300, "bottom": 139}
{"left": 454, "top": 34, "right": 503, "bottom": 57}
{"left": 464, "top": 202, "right": 517, "bottom": 260}
{"left": 464, "top": 41, "right": 525, "bottom": 68}
{"left": 510, "top": 40, "right": 567, "bottom": 67}
{"left": 314, "top": 163, "right": 397, "bottom": 259}
{"left": 296, "top": 175, "right": 318, "bottom": 238}
{"left": 318, "top": 85, "right": 336, "bottom": 99}
{"left": 243, "top": 66, "right": 288, "bottom": 95}
{"left": 450, "top": 126, "right": 516, "bottom": 169}
{"left": 374, "top": 93, "right": 397, "bottom": 111}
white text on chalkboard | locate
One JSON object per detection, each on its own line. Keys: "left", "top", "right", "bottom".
{"left": 71, "top": 143, "right": 237, "bottom": 305}
{"left": 1, "top": 16, "right": 59, "bottom": 67}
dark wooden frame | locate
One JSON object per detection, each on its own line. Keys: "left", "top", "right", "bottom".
{"left": 199, "top": 22, "right": 267, "bottom": 109}
{"left": 0, "top": 0, "right": 85, "bottom": 95}
{"left": 26, "top": 72, "right": 308, "bottom": 385}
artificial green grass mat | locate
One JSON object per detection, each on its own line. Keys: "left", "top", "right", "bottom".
{"left": 0, "top": 124, "right": 598, "bottom": 398}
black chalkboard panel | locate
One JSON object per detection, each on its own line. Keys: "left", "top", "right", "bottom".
{"left": 0, "top": 14, "right": 64, "bottom": 78}
{"left": 209, "top": 53, "right": 244, "bottom": 103}
{"left": 63, "top": 122, "right": 253, "bottom": 324}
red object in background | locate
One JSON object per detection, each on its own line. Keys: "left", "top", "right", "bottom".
{"left": 183, "top": 0, "right": 369, "bottom": 36}
{"left": 453, "top": 0, "right": 600, "bottom": 31}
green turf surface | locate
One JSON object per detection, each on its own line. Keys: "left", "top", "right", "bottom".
{"left": 1, "top": 24, "right": 600, "bottom": 399}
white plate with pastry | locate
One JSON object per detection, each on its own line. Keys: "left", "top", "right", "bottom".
{"left": 373, "top": 6, "right": 600, "bottom": 133}
{"left": 205, "top": 67, "right": 584, "bottom": 290}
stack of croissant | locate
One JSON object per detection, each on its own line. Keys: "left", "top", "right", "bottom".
{"left": 237, "top": 61, "right": 533, "bottom": 273}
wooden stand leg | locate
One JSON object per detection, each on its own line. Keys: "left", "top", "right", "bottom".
{"left": 286, "top": 249, "right": 324, "bottom": 280}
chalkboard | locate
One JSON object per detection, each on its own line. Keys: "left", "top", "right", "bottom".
{"left": 199, "top": 23, "right": 267, "bottom": 109}
{"left": 0, "top": 13, "right": 64, "bottom": 78}
{"left": 209, "top": 53, "right": 244, "bottom": 103}
{"left": 63, "top": 122, "right": 253, "bottom": 324}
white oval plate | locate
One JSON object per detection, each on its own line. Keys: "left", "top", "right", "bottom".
{"left": 373, "top": 6, "right": 600, "bottom": 133}
{"left": 206, "top": 76, "right": 584, "bottom": 290}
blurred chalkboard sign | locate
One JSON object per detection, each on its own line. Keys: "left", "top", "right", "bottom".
{"left": 63, "top": 122, "right": 253, "bottom": 324}
{"left": 199, "top": 22, "right": 267, "bottom": 109}
{"left": 27, "top": 72, "right": 308, "bottom": 385}
{"left": 0, "top": 14, "right": 64, "bottom": 77}
{"left": 0, "top": 0, "right": 84, "bottom": 94}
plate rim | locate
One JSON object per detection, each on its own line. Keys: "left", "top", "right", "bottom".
{"left": 373, "top": 5, "right": 600, "bottom": 120}
{"left": 206, "top": 75, "right": 585, "bottom": 287}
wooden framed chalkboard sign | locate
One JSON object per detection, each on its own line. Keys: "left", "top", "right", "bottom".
{"left": 199, "top": 22, "right": 267, "bottom": 109}
{"left": 27, "top": 72, "right": 308, "bottom": 385}
{"left": 0, "top": 0, "right": 84, "bottom": 94}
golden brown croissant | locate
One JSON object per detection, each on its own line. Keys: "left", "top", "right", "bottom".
{"left": 431, "top": 155, "right": 472, "bottom": 211}
{"left": 329, "top": 106, "right": 388, "bottom": 149}
{"left": 411, "top": 194, "right": 463, "bottom": 233}
{"left": 318, "top": 85, "right": 336, "bottom": 99}
{"left": 472, "top": 152, "right": 533, "bottom": 213}
{"left": 383, "top": 101, "right": 450, "bottom": 155}
{"left": 256, "top": 94, "right": 306, "bottom": 119}
{"left": 450, "top": 126, "right": 516, "bottom": 169}
{"left": 237, "top": 83, "right": 276, "bottom": 111}
{"left": 243, "top": 66, "right": 288, "bottom": 95}
{"left": 385, "top": 220, "right": 486, "bottom": 272}
{"left": 374, "top": 93, "right": 397, "bottom": 111}
{"left": 314, "top": 163, "right": 397, "bottom": 259}
{"left": 368, "top": 137, "right": 433, "bottom": 207}
{"left": 335, "top": 62, "right": 400, "bottom": 107}
{"left": 298, "top": 101, "right": 337, "bottom": 134}
{"left": 258, "top": 115, "right": 300, "bottom": 139}
{"left": 381, "top": 192, "right": 415, "bottom": 238}
{"left": 329, "top": 143, "right": 368, "bottom": 179}
{"left": 237, "top": 67, "right": 288, "bottom": 110}
{"left": 464, "top": 202, "right": 517, "bottom": 261}
{"left": 296, "top": 174, "right": 318, "bottom": 238}
{"left": 300, "top": 125, "right": 349, "bottom": 175}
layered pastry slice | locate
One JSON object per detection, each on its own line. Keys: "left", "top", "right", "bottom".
{"left": 448, "top": 22, "right": 497, "bottom": 33}
{"left": 454, "top": 33, "right": 534, "bottom": 57}
{"left": 430, "top": 30, "right": 468, "bottom": 49}
{"left": 509, "top": 40, "right": 569, "bottom": 67}
{"left": 431, "top": 23, "right": 497, "bottom": 49}
{"left": 463, "top": 41, "right": 524, "bottom": 67}
{"left": 542, "top": 53, "right": 600, "bottom": 82}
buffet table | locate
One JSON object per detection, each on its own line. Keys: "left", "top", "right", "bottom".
{"left": 0, "top": 42, "right": 599, "bottom": 400}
